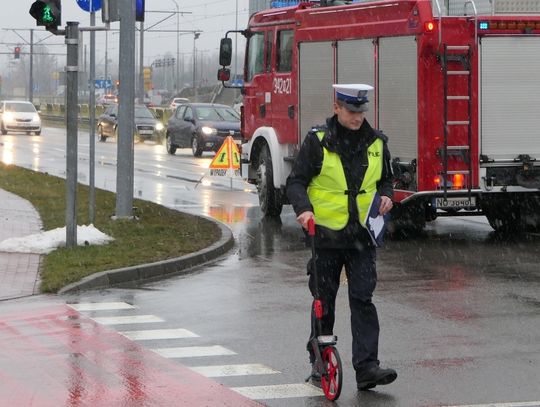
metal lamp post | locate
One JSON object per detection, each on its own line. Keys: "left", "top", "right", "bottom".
{"left": 171, "top": 0, "right": 180, "bottom": 93}
{"left": 193, "top": 32, "right": 200, "bottom": 100}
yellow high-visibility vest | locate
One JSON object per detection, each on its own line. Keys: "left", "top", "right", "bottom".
{"left": 307, "top": 130, "right": 383, "bottom": 230}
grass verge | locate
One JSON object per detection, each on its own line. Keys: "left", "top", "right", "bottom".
{"left": 0, "top": 163, "right": 220, "bottom": 293}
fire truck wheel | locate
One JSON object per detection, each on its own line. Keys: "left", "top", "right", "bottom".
{"left": 257, "top": 145, "right": 283, "bottom": 217}
{"left": 482, "top": 202, "right": 520, "bottom": 233}
{"left": 386, "top": 203, "right": 425, "bottom": 236}
{"left": 485, "top": 213, "right": 519, "bottom": 233}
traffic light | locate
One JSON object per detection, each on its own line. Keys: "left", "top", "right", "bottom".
{"left": 14, "top": 47, "right": 21, "bottom": 59}
{"left": 29, "top": 0, "right": 62, "bottom": 31}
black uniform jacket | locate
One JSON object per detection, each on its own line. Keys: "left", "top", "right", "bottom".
{"left": 285, "top": 115, "right": 394, "bottom": 249}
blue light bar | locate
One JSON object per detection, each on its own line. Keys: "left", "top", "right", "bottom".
{"left": 270, "top": 0, "right": 366, "bottom": 7}
{"left": 271, "top": 0, "right": 304, "bottom": 7}
{"left": 479, "top": 21, "right": 489, "bottom": 30}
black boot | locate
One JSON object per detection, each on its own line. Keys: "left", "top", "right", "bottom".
{"left": 305, "top": 363, "right": 322, "bottom": 388}
{"left": 356, "top": 366, "right": 397, "bottom": 391}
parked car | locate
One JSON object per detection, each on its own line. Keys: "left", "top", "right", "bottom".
{"left": 0, "top": 100, "right": 41, "bottom": 135}
{"left": 97, "top": 94, "right": 118, "bottom": 105}
{"left": 169, "top": 97, "right": 190, "bottom": 111}
{"left": 165, "top": 103, "right": 241, "bottom": 157}
{"left": 96, "top": 104, "right": 165, "bottom": 142}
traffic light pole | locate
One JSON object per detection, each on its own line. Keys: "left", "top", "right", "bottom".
{"left": 29, "top": 30, "right": 34, "bottom": 103}
{"left": 89, "top": 11, "right": 96, "bottom": 224}
{"left": 29, "top": 2, "right": 110, "bottom": 248}
{"left": 65, "top": 21, "right": 79, "bottom": 248}
{"left": 115, "top": 0, "right": 136, "bottom": 219}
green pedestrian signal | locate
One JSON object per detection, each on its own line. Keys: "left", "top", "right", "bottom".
{"left": 42, "top": 5, "right": 54, "bottom": 24}
{"left": 29, "top": 0, "right": 62, "bottom": 31}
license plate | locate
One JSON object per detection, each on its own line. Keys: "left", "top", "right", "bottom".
{"left": 435, "top": 197, "right": 476, "bottom": 208}
{"left": 138, "top": 130, "right": 153, "bottom": 135}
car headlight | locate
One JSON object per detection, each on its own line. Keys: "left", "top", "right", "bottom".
{"left": 201, "top": 126, "right": 217, "bottom": 135}
{"left": 3, "top": 112, "right": 14, "bottom": 123}
{"left": 33, "top": 114, "right": 40, "bottom": 122}
{"left": 155, "top": 122, "right": 164, "bottom": 132}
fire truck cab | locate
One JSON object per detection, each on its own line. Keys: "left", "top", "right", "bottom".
{"left": 219, "top": 0, "right": 540, "bottom": 232}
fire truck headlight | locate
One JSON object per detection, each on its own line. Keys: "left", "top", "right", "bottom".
{"left": 201, "top": 126, "right": 217, "bottom": 135}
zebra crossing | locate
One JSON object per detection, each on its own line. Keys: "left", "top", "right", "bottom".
{"left": 68, "top": 301, "right": 324, "bottom": 403}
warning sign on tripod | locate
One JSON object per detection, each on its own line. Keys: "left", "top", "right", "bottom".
{"left": 208, "top": 136, "right": 241, "bottom": 177}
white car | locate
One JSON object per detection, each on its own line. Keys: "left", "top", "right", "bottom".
{"left": 169, "top": 97, "right": 189, "bottom": 111}
{"left": 0, "top": 100, "right": 42, "bottom": 136}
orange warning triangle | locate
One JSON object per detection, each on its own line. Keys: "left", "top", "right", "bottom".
{"left": 209, "top": 136, "right": 241, "bottom": 170}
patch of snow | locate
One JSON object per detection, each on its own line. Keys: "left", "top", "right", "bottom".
{"left": 0, "top": 225, "right": 114, "bottom": 254}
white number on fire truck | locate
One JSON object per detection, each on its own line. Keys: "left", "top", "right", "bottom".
{"left": 273, "top": 77, "right": 292, "bottom": 94}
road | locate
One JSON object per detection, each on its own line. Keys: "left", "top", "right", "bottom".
{"left": 1, "top": 128, "right": 540, "bottom": 407}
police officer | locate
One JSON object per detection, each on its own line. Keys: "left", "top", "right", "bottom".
{"left": 285, "top": 84, "right": 397, "bottom": 391}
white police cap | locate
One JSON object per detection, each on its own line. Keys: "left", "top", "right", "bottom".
{"left": 333, "top": 83, "right": 374, "bottom": 112}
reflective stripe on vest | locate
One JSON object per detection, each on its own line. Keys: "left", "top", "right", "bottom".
{"left": 307, "top": 130, "right": 384, "bottom": 230}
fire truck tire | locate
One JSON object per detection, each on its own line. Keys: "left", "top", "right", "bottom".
{"left": 482, "top": 201, "right": 520, "bottom": 233}
{"left": 485, "top": 214, "right": 518, "bottom": 233}
{"left": 257, "top": 145, "right": 283, "bottom": 217}
{"left": 387, "top": 203, "right": 426, "bottom": 235}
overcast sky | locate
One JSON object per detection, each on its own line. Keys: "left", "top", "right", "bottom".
{"left": 2, "top": 0, "right": 250, "bottom": 69}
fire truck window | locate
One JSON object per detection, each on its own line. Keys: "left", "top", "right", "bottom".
{"left": 277, "top": 30, "right": 293, "bottom": 72}
{"left": 266, "top": 31, "right": 274, "bottom": 72}
{"left": 246, "top": 32, "right": 265, "bottom": 81}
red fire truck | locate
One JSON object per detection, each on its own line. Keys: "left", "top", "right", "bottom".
{"left": 218, "top": 0, "right": 540, "bottom": 232}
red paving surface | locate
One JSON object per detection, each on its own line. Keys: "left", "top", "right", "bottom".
{"left": 0, "top": 302, "right": 262, "bottom": 407}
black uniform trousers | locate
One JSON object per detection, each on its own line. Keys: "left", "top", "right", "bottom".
{"left": 307, "top": 246, "right": 380, "bottom": 372}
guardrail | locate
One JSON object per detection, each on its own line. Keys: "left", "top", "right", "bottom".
{"left": 39, "top": 103, "right": 172, "bottom": 127}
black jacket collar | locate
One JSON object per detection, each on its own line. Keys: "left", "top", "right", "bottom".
{"left": 322, "top": 115, "right": 377, "bottom": 153}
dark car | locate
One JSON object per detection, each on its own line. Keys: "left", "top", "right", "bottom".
{"left": 165, "top": 103, "right": 241, "bottom": 157}
{"left": 96, "top": 104, "right": 165, "bottom": 142}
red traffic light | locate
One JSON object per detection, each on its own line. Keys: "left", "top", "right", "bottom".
{"left": 14, "top": 47, "right": 21, "bottom": 59}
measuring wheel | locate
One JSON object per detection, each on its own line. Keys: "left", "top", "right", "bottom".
{"left": 321, "top": 345, "right": 343, "bottom": 401}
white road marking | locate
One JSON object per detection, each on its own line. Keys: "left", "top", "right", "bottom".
{"left": 92, "top": 315, "right": 164, "bottom": 325}
{"left": 189, "top": 363, "right": 280, "bottom": 377}
{"left": 68, "top": 302, "right": 136, "bottom": 311}
{"left": 444, "top": 403, "right": 540, "bottom": 407}
{"left": 119, "top": 328, "right": 199, "bottom": 340}
{"left": 232, "top": 383, "right": 324, "bottom": 399}
{"left": 153, "top": 345, "right": 236, "bottom": 358}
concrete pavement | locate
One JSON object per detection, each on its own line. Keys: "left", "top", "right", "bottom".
{"left": 0, "top": 188, "right": 42, "bottom": 301}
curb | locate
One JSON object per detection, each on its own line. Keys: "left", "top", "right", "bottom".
{"left": 58, "top": 217, "right": 234, "bottom": 295}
